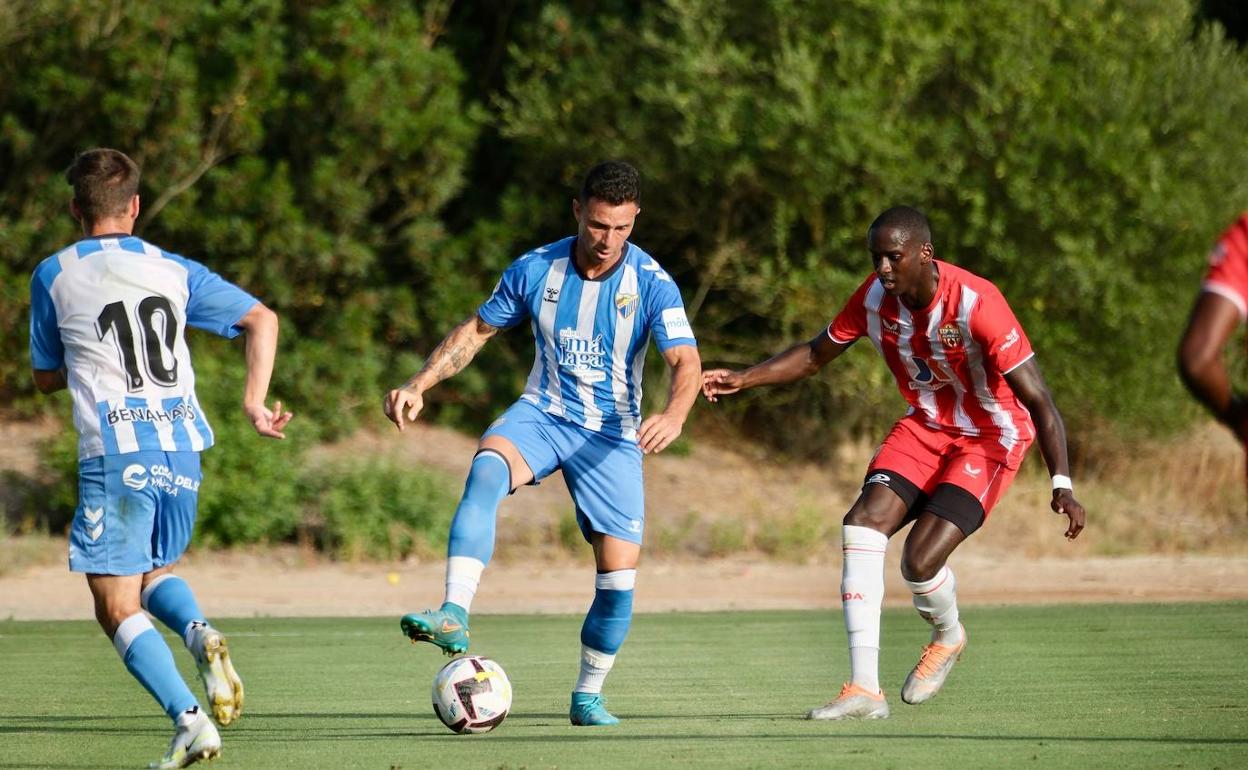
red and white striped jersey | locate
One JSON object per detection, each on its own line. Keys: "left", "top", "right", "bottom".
{"left": 1202, "top": 213, "right": 1248, "bottom": 320}
{"left": 827, "top": 260, "right": 1035, "bottom": 453}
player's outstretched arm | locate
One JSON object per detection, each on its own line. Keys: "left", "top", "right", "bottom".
{"left": 237, "top": 302, "right": 293, "bottom": 439}
{"left": 383, "top": 312, "right": 501, "bottom": 432}
{"left": 638, "top": 344, "right": 702, "bottom": 455}
{"left": 702, "top": 331, "right": 848, "bottom": 402}
{"left": 1178, "top": 292, "right": 1248, "bottom": 440}
{"left": 1004, "top": 358, "right": 1086, "bottom": 540}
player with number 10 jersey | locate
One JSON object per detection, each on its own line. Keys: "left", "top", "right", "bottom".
{"left": 29, "top": 148, "right": 291, "bottom": 769}
{"left": 31, "top": 236, "right": 254, "bottom": 461}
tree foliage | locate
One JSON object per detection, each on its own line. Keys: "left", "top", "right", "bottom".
{"left": 3, "top": 0, "right": 1247, "bottom": 473}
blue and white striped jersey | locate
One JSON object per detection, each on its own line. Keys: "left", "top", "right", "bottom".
{"left": 29, "top": 235, "right": 258, "bottom": 460}
{"left": 479, "top": 236, "right": 697, "bottom": 442}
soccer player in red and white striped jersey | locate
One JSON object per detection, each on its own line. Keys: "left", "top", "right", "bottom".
{"left": 1179, "top": 213, "right": 1248, "bottom": 478}
{"left": 703, "top": 206, "right": 1086, "bottom": 720}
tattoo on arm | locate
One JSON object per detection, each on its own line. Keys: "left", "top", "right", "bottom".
{"left": 404, "top": 315, "right": 500, "bottom": 390}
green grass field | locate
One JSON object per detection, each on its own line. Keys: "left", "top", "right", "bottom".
{"left": 2, "top": 603, "right": 1245, "bottom": 769}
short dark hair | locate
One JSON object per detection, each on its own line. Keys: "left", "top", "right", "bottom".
{"left": 65, "top": 148, "right": 140, "bottom": 224}
{"left": 869, "top": 205, "right": 932, "bottom": 246}
{"left": 579, "top": 160, "right": 640, "bottom": 206}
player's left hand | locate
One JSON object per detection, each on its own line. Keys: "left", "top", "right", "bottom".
{"left": 245, "top": 399, "right": 294, "bottom": 439}
{"left": 637, "top": 413, "right": 684, "bottom": 455}
{"left": 1051, "top": 488, "right": 1085, "bottom": 540}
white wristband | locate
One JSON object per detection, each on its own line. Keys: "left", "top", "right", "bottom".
{"left": 1051, "top": 474, "right": 1073, "bottom": 492}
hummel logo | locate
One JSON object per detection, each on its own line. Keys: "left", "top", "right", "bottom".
{"left": 544, "top": 287, "right": 560, "bottom": 303}
{"left": 866, "top": 473, "right": 891, "bottom": 485}
{"left": 962, "top": 462, "right": 982, "bottom": 478}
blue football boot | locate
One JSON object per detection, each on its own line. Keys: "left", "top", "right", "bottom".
{"left": 400, "top": 602, "right": 470, "bottom": 656}
{"left": 569, "top": 692, "right": 620, "bottom": 726}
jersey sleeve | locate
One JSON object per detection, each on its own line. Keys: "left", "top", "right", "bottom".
{"left": 1202, "top": 214, "right": 1248, "bottom": 320}
{"left": 29, "top": 264, "right": 64, "bottom": 371}
{"left": 970, "top": 287, "right": 1034, "bottom": 374}
{"left": 826, "top": 275, "right": 874, "bottom": 344}
{"left": 180, "top": 256, "right": 259, "bottom": 339}
{"left": 477, "top": 257, "right": 531, "bottom": 329}
{"left": 644, "top": 269, "right": 697, "bottom": 351}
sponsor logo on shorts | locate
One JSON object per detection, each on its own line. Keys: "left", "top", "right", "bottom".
{"left": 866, "top": 472, "right": 891, "bottom": 485}
{"left": 962, "top": 462, "right": 983, "bottom": 478}
{"left": 628, "top": 519, "right": 642, "bottom": 534}
{"left": 122, "top": 464, "right": 149, "bottom": 490}
{"left": 122, "top": 463, "right": 200, "bottom": 496}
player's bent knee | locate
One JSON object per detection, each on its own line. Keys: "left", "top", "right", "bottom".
{"left": 899, "top": 551, "right": 944, "bottom": 583}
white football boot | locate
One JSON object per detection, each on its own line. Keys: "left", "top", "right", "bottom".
{"left": 901, "top": 624, "right": 967, "bottom": 705}
{"left": 186, "top": 623, "right": 244, "bottom": 726}
{"left": 150, "top": 707, "right": 221, "bottom": 769}
{"left": 806, "top": 683, "right": 891, "bottom": 720}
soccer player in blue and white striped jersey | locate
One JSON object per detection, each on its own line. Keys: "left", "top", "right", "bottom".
{"left": 385, "top": 161, "right": 701, "bottom": 727}
{"left": 29, "top": 148, "right": 292, "bottom": 768}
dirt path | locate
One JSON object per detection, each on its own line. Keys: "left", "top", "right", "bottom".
{"left": 3, "top": 549, "right": 1245, "bottom": 621}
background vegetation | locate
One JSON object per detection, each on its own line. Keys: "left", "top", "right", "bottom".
{"left": 3, "top": 0, "right": 1247, "bottom": 551}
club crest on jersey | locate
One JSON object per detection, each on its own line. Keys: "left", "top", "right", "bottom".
{"left": 558, "top": 329, "right": 607, "bottom": 382}
{"left": 938, "top": 323, "right": 963, "bottom": 349}
{"left": 615, "top": 292, "right": 639, "bottom": 319}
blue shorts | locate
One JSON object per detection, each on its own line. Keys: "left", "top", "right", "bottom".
{"left": 483, "top": 400, "right": 645, "bottom": 545}
{"left": 69, "top": 451, "right": 202, "bottom": 575}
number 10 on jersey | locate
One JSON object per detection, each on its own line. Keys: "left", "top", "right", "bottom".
{"left": 96, "top": 296, "right": 180, "bottom": 391}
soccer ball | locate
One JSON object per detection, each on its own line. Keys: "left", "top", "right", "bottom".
{"left": 431, "top": 655, "right": 513, "bottom": 734}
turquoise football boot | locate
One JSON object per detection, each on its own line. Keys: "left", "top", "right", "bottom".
{"left": 400, "top": 602, "right": 470, "bottom": 656}
{"left": 569, "top": 692, "right": 620, "bottom": 726}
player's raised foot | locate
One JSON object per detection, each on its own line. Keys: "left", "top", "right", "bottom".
{"left": 187, "top": 622, "right": 244, "bottom": 726}
{"left": 149, "top": 706, "right": 221, "bottom": 769}
{"left": 806, "top": 683, "right": 890, "bottom": 720}
{"left": 901, "top": 624, "right": 967, "bottom": 705}
{"left": 400, "top": 603, "right": 470, "bottom": 656}
{"left": 569, "top": 692, "right": 620, "bottom": 726}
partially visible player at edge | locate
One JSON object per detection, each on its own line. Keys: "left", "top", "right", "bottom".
{"left": 29, "top": 149, "right": 293, "bottom": 768}
{"left": 384, "top": 161, "right": 701, "bottom": 727}
{"left": 702, "top": 206, "right": 1086, "bottom": 720}
{"left": 1178, "top": 212, "right": 1248, "bottom": 485}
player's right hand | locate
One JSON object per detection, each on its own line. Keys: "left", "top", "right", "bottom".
{"left": 701, "top": 369, "right": 744, "bottom": 402}
{"left": 383, "top": 387, "right": 424, "bottom": 431}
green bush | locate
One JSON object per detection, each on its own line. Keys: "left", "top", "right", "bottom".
{"left": 298, "top": 459, "right": 458, "bottom": 561}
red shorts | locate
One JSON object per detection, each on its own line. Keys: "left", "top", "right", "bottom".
{"left": 868, "top": 416, "right": 1031, "bottom": 519}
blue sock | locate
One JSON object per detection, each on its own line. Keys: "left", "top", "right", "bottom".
{"left": 580, "top": 571, "right": 636, "bottom": 655}
{"left": 141, "top": 575, "right": 205, "bottom": 643}
{"left": 447, "top": 450, "right": 510, "bottom": 565}
{"left": 114, "top": 613, "right": 198, "bottom": 721}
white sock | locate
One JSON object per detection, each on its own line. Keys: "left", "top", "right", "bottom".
{"left": 573, "top": 646, "right": 616, "bottom": 694}
{"left": 444, "top": 556, "right": 485, "bottom": 611}
{"left": 841, "top": 525, "right": 888, "bottom": 693}
{"left": 905, "top": 565, "right": 963, "bottom": 645}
